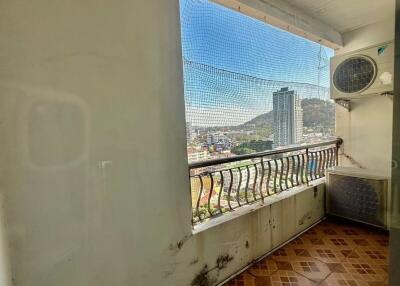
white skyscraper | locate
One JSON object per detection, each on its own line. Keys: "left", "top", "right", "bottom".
{"left": 273, "top": 87, "right": 303, "bottom": 147}
{"left": 186, "top": 121, "right": 195, "bottom": 144}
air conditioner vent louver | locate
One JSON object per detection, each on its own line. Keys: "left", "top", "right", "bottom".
{"left": 328, "top": 175, "right": 380, "bottom": 225}
{"left": 333, "top": 56, "right": 376, "bottom": 93}
{"left": 326, "top": 167, "right": 388, "bottom": 229}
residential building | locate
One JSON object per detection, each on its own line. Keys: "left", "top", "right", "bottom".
{"left": 185, "top": 121, "right": 195, "bottom": 144}
{"left": 206, "top": 132, "right": 230, "bottom": 147}
{"left": 273, "top": 87, "right": 303, "bottom": 146}
{"left": 187, "top": 147, "right": 208, "bottom": 162}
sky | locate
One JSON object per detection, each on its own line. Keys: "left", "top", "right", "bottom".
{"left": 179, "top": 0, "right": 334, "bottom": 127}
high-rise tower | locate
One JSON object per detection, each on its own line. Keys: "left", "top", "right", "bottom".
{"left": 273, "top": 87, "right": 303, "bottom": 146}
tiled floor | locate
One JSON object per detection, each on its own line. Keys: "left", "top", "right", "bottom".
{"left": 224, "top": 218, "right": 389, "bottom": 286}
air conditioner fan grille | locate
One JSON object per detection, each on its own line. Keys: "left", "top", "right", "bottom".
{"left": 333, "top": 56, "right": 376, "bottom": 94}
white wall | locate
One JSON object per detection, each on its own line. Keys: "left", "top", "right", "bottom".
{"left": 0, "top": 1, "right": 327, "bottom": 285}
{"left": 0, "top": 0, "right": 190, "bottom": 285}
{"left": 335, "top": 18, "right": 395, "bottom": 175}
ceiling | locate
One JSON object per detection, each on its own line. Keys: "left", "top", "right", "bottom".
{"left": 286, "top": 0, "right": 395, "bottom": 33}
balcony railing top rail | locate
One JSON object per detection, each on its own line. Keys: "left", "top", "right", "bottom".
{"left": 189, "top": 138, "right": 343, "bottom": 169}
{"left": 189, "top": 138, "right": 343, "bottom": 224}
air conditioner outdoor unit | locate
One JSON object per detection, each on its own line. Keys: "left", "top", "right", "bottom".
{"left": 330, "top": 41, "right": 394, "bottom": 100}
{"left": 326, "top": 167, "right": 389, "bottom": 229}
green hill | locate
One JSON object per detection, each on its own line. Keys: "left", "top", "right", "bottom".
{"left": 301, "top": 98, "right": 335, "bottom": 129}
{"left": 241, "top": 111, "right": 273, "bottom": 127}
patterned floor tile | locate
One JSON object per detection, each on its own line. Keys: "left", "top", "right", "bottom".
{"left": 290, "top": 256, "right": 331, "bottom": 283}
{"left": 225, "top": 272, "right": 255, "bottom": 286}
{"left": 269, "top": 270, "right": 317, "bottom": 285}
{"left": 370, "top": 237, "right": 389, "bottom": 250}
{"left": 248, "top": 257, "right": 279, "bottom": 277}
{"left": 345, "top": 248, "right": 388, "bottom": 267}
{"left": 356, "top": 236, "right": 389, "bottom": 253}
{"left": 301, "top": 226, "right": 327, "bottom": 239}
{"left": 286, "top": 237, "right": 312, "bottom": 248}
{"left": 324, "top": 262, "right": 348, "bottom": 274}
{"left": 225, "top": 279, "right": 245, "bottom": 286}
{"left": 302, "top": 236, "right": 327, "bottom": 247}
{"left": 342, "top": 250, "right": 389, "bottom": 283}
{"left": 338, "top": 262, "right": 387, "bottom": 285}
{"left": 314, "top": 221, "right": 342, "bottom": 237}
{"left": 270, "top": 246, "right": 312, "bottom": 262}
{"left": 322, "top": 221, "right": 371, "bottom": 237}
{"left": 289, "top": 237, "right": 308, "bottom": 246}
{"left": 323, "top": 235, "right": 358, "bottom": 247}
{"left": 321, "top": 236, "right": 359, "bottom": 254}
{"left": 308, "top": 244, "right": 348, "bottom": 263}
{"left": 223, "top": 219, "right": 389, "bottom": 286}
{"left": 320, "top": 272, "right": 383, "bottom": 286}
{"left": 315, "top": 220, "right": 339, "bottom": 229}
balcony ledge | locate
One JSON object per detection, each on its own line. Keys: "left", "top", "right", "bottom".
{"left": 193, "top": 177, "right": 325, "bottom": 235}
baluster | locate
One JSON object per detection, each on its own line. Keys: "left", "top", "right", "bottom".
{"left": 217, "top": 171, "right": 224, "bottom": 214}
{"left": 321, "top": 149, "right": 327, "bottom": 177}
{"left": 245, "top": 166, "right": 250, "bottom": 203}
{"left": 326, "top": 148, "right": 331, "bottom": 168}
{"left": 284, "top": 157, "right": 290, "bottom": 189}
{"left": 207, "top": 173, "right": 214, "bottom": 217}
{"left": 307, "top": 152, "right": 310, "bottom": 180}
{"left": 273, "top": 159, "right": 278, "bottom": 193}
{"left": 236, "top": 167, "right": 242, "bottom": 207}
{"left": 317, "top": 150, "right": 323, "bottom": 178}
{"left": 279, "top": 158, "right": 284, "bottom": 192}
{"left": 252, "top": 163, "right": 258, "bottom": 201}
{"left": 290, "top": 156, "right": 296, "bottom": 187}
{"left": 311, "top": 152, "right": 317, "bottom": 180}
{"left": 195, "top": 175, "right": 204, "bottom": 221}
{"left": 227, "top": 169, "right": 234, "bottom": 210}
{"left": 329, "top": 148, "right": 334, "bottom": 167}
{"left": 335, "top": 143, "right": 340, "bottom": 166}
{"left": 296, "top": 154, "right": 301, "bottom": 185}
{"left": 300, "top": 153, "right": 306, "bottom": 184}
{"left": 266, "top": 160, "right": 272, "bottom": 196}
{"left": 259, "top": 158, "right": 265, "bottom": 200}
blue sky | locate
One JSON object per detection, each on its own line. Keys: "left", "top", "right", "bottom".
{"left": 179, "top": 0, "right": 334, "bottom": 127}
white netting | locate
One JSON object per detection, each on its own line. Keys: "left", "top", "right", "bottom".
{"left": 180, "top": 0, "right": 334, "bottom": 155}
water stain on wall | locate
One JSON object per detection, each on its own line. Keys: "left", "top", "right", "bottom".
{"left": 191, "top": 254, "right": 234, "bottom": 286}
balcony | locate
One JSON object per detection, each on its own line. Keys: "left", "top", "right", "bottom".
{"left": 187, "top": 138, "right": 391, "bottom": 286}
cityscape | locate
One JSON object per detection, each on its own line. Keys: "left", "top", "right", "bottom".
{"left": 186, "top": 87, "right": 335, "bottom": 164}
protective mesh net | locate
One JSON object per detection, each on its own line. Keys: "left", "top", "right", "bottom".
{"left": 180, "top": 0, "right": 335, "bottom": 160}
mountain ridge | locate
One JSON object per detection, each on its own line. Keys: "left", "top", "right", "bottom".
{"left": 240, "top": 98, "right": 334, "bottom": 129}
